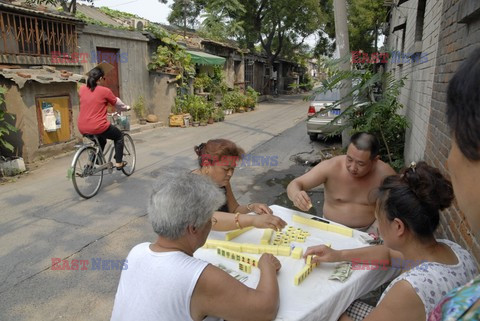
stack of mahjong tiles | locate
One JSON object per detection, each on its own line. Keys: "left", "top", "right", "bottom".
{"left": 292, "top": 214, "right": 353, "bottom": 237}
{"left": 294, "top": 255, "right": 317, "bottom": 285}
{"left": 271, "top": 226, "right": 311, "bottom": 245}
{"left": 204, "top": 239, "right": 291, "bottom": 256}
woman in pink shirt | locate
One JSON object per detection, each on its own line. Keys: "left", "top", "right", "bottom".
{"left": 78, "top": 66, "right": 130, "bottom": 169}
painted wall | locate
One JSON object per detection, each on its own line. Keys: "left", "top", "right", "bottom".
{"left": 148, "top": 72, "right": 177, "bottom": 125}
{"left": 1, "top": 80, "right": 79, "bottom": 163}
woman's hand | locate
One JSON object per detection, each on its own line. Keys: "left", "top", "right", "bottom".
{"left": 304, "top": 245, "right": 342, "bottom": 264}
{"left": 248, "top": 203, "right": 273, "bottom": 215}
{"left": 250, "top": 214, "right": 287, "bottom": 231}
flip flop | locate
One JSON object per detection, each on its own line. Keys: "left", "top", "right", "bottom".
{"left": 115, "top": 161, "right": 128, "bottom": 170}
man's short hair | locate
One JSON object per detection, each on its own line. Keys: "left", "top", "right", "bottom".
{"left": 447, "top": 47, "right": 480, "bottom": 160}
{"left": 350, "top": 132, "right": 380, "bottom": 159}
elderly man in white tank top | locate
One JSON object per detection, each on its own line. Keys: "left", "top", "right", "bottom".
{"left": 111, "top": 169, "right": 282, "bottom": 321}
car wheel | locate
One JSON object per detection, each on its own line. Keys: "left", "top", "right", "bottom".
{"left": 309, "top": 134, "right": 318, "bottom": 141}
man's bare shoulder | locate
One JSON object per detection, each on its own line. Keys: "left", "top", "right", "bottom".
{"left": 318, "top": 154, "right": 345, "bottom": 167}
{"left": 376, "top": 160, "right": 396, "bottom": 176}
{"left": 310, "top": 155, "right": 344, "bottom": 174}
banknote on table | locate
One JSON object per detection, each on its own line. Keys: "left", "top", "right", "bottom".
{"left": 217, "top": 264, "right": 248, "bottom": 283}
{"left": 328, "top": 262, "right": 353, "bottom": 282}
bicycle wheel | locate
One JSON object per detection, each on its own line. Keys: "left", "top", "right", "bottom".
{"left": 72, "top": 146, "right": 104, "bottom": 199}
{"left": 121, "top": 133, "right": 136, "bottom": 176}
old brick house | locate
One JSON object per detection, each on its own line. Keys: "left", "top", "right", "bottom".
{"left": 385, "top": 0, "right": 480, "bottom": 264}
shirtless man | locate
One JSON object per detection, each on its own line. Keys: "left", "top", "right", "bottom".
{"left": 287, "top": 132, "right": 396, "bottom": 230}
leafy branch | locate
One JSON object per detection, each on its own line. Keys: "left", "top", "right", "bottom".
{"left": 312, "top": 58, "right": 409, "bottom": 171}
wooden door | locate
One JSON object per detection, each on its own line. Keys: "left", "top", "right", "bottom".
{"left": 96, "top": 47, "right": 120, "bottom": 97}
{"left": 36, "top": 95, "right": 72, "bottom": 145}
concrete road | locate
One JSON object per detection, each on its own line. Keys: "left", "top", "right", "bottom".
{"left": 0, "top": 94, "right": 340, "bottom": 320}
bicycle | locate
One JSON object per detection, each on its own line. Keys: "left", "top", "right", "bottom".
{"left": 69, "top": 114, "right": 136, "bottom": 199}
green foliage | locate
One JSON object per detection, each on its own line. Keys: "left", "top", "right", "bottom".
{"left": 147, "top": 25, "right": 195, "bottom": 83}
{"left": 347, "top": 0, "right": 386, "bottom": 53}
{"left": 221, "top": 89, "right": 250, "bottom": 112}
{"left": 133, "top": 96, "right": 146, "bottom": 119}
{"left": 99, "top": 6, "right": 140, "bottom": 19}
{"left": 209, "top": 66, "right": 228, "bottom": 96}
{"left": 199, "top": 0, "right": 245, "bottom": 41}
{"left": 314, "top": 0, "right": 387, "bottom": 56}
{"left": 245, "top": 86, "right": 259, "bottom": 108}
{"left": 74, "top": 11, "right": 133, "bottom": 30}
{"left": 213, "top": 108, "right": 225, "bottom": 121}
{"left": 173, "top": 94, "right": 213, "bottom": 122}
{"left": 314, "top": 58, "right": 409, "bottom": 171}
{"left": 167, "top": 0, "right": 205, "bottom": 29}
{"left": 299, "top": 74, "right": 314, "bottom": 91}
{"left": 193, "top": 73, "right": 213, "bottom": 91}
{"left": 0, "top": 87, "right": 17, "bottom": 153}
{"left": 169, "top": 0, "right": 326, "bottom": 70}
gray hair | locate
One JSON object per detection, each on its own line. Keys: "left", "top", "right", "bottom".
{"left": 147, "top": 168, "right": 225, "bottom": 239}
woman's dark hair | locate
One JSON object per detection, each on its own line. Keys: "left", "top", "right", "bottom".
{"left": 86, "top": 67, "right": 104, "bottom": 92}
{"left": 194, "top": 139, "right": 245, "bottom": 167}
{"left": 376, "top": 161, "right": 454, "bottom": 238}
{"left": 447, "top": 47, "right": 480, "bottom": 160}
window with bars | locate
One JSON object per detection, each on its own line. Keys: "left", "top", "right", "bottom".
{"left": 244, "top": 60, "right": 254, "bottom": 88}
{"left": 0, "top": 11, "right": 77, "bottom": 57}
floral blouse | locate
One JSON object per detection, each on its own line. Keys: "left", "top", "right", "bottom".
{"left": 428, "top": 275, "right": 480, "bottom": 321}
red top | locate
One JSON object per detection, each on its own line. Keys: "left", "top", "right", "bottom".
{"left": 78, "top": 85, "right": 117, "bottom": 135}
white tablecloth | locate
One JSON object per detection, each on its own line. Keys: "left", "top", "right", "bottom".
{"left": 194, "top": 205, "right": 398, "bottom": 321}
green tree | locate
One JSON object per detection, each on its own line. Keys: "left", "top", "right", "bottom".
{"left": 164, "top": 0, "right": 206, "bottom": 29}
{"left": 241, "top": 0, "right": 324, "bottom": 67}
{"left": 348, "top": 0, "right": 386, "bottom": 53}
{"left": 164, "top": 0, "right": 325, "bottom": 67}
{"left": 199, "top": 0, "right": 245, "bottom": 41}
{"left": 313, "top": 0, "right": 387, "bottom": 56}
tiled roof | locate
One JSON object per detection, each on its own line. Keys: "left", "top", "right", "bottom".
{"left": 0, "top": 65, "right": 84, "bottom": 89}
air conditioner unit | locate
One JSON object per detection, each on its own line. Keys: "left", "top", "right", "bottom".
{"left": 133, "top": 19, "right": 148, "bottom": 31}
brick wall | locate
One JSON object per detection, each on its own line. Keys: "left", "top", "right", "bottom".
{"left": 425, "top": 0, "right": 480, "bottom": 265}
{"left": 386, "top": 0, "right": 444, "bottom": 163}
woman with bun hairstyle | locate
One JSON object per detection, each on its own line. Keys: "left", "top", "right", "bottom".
{"left": 304, "top": 162, "right": 477, "bottom": 321}
{"left": 78, "top": 64, "right": 130, "bottom": 170}
{"left": 193, "top": 139, "right": 287, "bottom": 231}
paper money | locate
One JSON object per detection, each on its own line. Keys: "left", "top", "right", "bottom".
{"left": 328, "top": 262, "right": 353, "bottom": 282}
{"left": 217, "top": 264, "right": 248, "bottom": 283}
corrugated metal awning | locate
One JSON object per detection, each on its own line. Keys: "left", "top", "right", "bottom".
{"left": 0, "top": 66, "right": 84, "bottom": 89}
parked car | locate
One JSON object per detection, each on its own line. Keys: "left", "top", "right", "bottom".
{"left": 306, "top": 90, "right": 342, "bottom": 141}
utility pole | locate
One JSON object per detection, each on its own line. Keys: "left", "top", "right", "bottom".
{"left": 333, "top": 0, "right": 352, "bottom": 147}
{"left": 183, "top": 0, "right": 187, "bottom": 39}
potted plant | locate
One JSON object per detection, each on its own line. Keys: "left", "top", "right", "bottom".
{"left": 222, "top": 91, "right": 238, "bottom": 115}
{"left": 205, "top": 102, "right": 215, "bottom": 124}
{"left": 133, "top": 96, "right": 146, "bottom": 124}
{"left": 214, "top": 108, "right": 225, "bottom": 122}
{"left": 245, "top": 86, "right": 259, "bottom": 110}
{"left": 193, "top": 73, "right": 212, "bottom": 94}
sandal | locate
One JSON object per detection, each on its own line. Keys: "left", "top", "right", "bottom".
{"left": 115, "top": 161, "right": 128, "bottom": 170}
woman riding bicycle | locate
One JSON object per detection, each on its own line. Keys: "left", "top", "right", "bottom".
{"left": 78, "top": 63, "right": 130, "bottom": 170}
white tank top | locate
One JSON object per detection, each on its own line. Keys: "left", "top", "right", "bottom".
{"left": 111, "top": 242, "right": 209, "bottom": 321}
